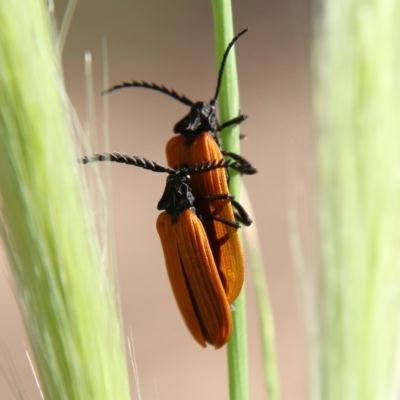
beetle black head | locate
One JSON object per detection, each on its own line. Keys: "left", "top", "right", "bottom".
{"left": 157, "top": 172, "right": 195, "bottom": 223}
{"left": 173, "top": 101, "right": 218, "bottom": 145}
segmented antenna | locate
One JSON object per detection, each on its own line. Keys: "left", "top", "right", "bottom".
{"left": 220, "top": 150, "right": 257, "bottom": 175}
{"left": 79, "top": 152, "right": 243, "bottom": 175}
{"left": 212, "top": 28, "right": 248, "bottom": 105}
{"left": 185, "top": 159, "right": 242, "bottom": 175}
{"left": 102, "top": 81, "right": 194, "bottom": 107}
{"left": 79, "top": 152, "right": 175, "bottom": 174}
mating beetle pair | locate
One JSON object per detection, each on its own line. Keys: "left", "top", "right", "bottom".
{"left": 81, "top": 29, "right": 256, "bottom": 348}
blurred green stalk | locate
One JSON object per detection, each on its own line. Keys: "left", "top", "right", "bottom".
{"left": 0, "top": 1, "right": 130, "bottom": 399}
{"left": 313, "top": 1, "right": 400, "bottom": 399}
{"left": 242, "top": 187, "right": 281, "bottom": 400}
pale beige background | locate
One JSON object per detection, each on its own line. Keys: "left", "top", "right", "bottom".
{"left": 0, "top": 0, "right": 314, "bottom": 399}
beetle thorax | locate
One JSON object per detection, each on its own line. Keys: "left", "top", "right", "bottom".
{"left": 157, "top": 173, "right": 196, "bottom": 223}
{"left": 173, "top": 102, "right": 218, "bottom": 145}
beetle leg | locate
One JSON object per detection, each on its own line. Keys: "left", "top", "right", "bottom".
{"left": 195, "top": 193, "right": 251, "bottom": 227}
{"left": 201, "top": 214, "right": 241, "bottom": 229}
{"left": 195, "top": 193, "right": 234, "bottom": 202}
{"left": 219, "top": 114, "right": 248, "bottom": 131}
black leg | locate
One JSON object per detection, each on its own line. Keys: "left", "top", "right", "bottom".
{"left": 219, "top": 114, "right": 248, "bottom": 131}
{"left": 195, "top": 193, "right": 234, "bottom": 202}
{"left": 231, "top": 199, "right": 252, "bottom": 226}
{"left": 201, "top": 214, "right": 240, "bottom": 229}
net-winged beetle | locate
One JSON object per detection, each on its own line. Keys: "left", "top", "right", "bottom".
{"left": 80, "top": 152, "right": 252, "bottom": 348}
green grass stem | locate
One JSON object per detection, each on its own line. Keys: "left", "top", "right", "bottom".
{"left": 211, "top": 2, "right": 249, "bottom": 399}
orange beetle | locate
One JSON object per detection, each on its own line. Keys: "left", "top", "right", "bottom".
{"left": 104, "top": 29, "right": 255, "bottom": 304}
{"left": 79, "top": 152, "right": 251, "bottom": 347}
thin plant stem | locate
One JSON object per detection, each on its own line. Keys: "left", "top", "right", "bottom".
{"left": 211, "top": 2, "right": 249, "bottom": 399}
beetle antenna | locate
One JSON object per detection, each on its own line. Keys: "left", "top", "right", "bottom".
{"left": 102, "top": 81, "right": 194, "bottom": 107}
{"left": 212, "top": 28, "right": 248, "bottom": 105}
{"left": 79, "top": 153, "right": 245, "bottom": 177}
{"left": 79, "top": 152, "right": 176, "bottom": 174}
{"left": 220, "top": 150, "right": 257, "bottom": 175}
{"left": 185, "top": 159, "right": 242, "bottom": 175}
